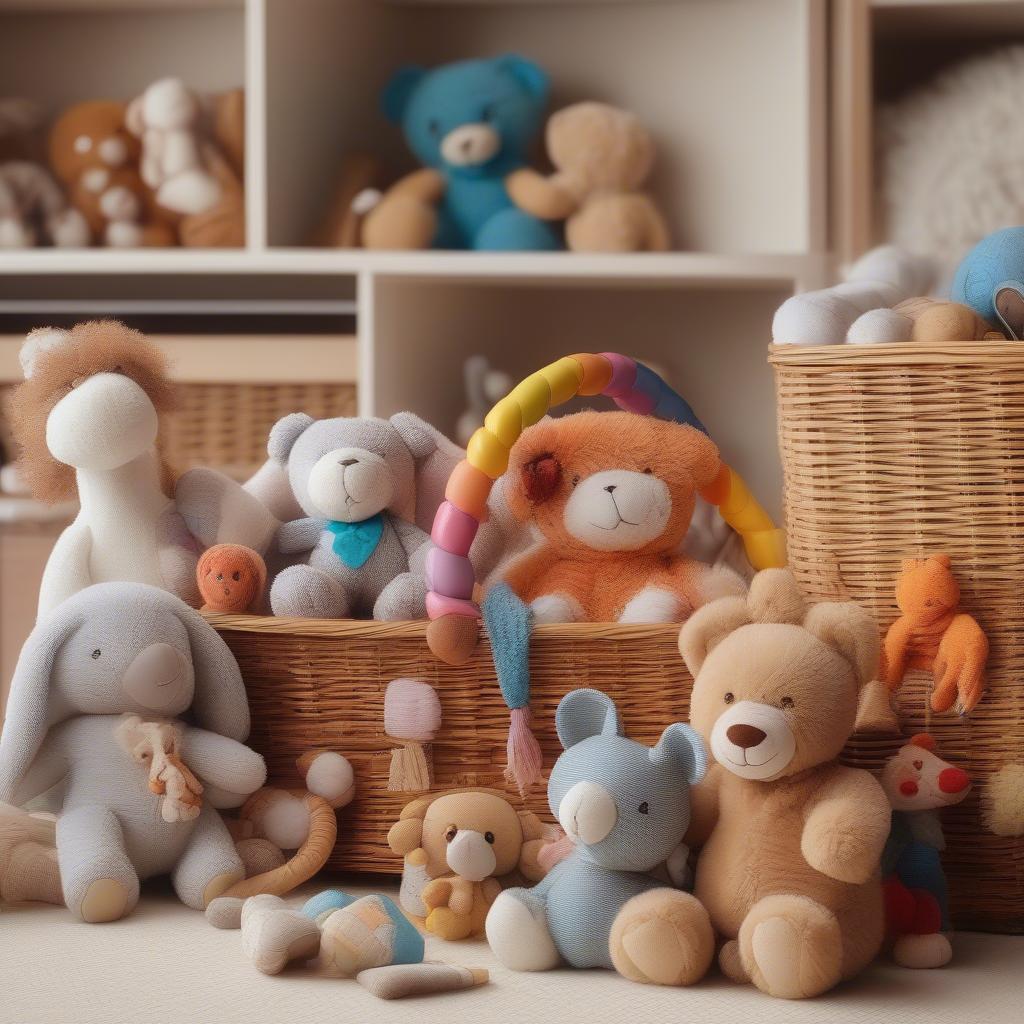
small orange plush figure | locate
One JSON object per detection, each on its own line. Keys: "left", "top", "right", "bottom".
{"left": 197, "top": 543, "right": 267, "bottom": 613}
{"left": 881, "top": 554, "right": 988, "bottom": 714}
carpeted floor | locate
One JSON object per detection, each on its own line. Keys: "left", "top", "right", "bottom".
{"left": 3, "top": 875, "right": 1020, "bottom": 1024}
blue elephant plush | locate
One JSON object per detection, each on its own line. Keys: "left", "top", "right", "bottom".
{"left": 485, "top": 688, "right": 715, "bottom": 986}
{"left": 362, "top": 56, "right": 562, "bottom": 251}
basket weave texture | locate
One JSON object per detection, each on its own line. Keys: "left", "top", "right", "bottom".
{"left": 771, "top": 342, "right": 1024, "bottom": 934}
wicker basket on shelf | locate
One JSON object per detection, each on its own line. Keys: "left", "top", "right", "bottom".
{"left": 770, "top": 341, "right": 1024, "bottom": 934}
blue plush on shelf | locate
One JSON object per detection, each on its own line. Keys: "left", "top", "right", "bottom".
{"left": 951, "top": 225, "right": 1024, "bottom": 333}
{"left": 381, "top": 56, "right": 562, "bottom": 251}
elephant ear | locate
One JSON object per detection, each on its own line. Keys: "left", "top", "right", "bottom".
{"left": 390, "top": 412, "right": 465, "bottom": 531}
{"left": 174, "top": 598, "right": 249, "bottom": 740}
{"left": 0, "top": 600, "right": 84, "bottom": 804}
{"left": 555, "top": 688, "right": 622, "bottom": 750}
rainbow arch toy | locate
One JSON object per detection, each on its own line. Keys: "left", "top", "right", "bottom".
{"left": 425, "top": 352, "right": 786, "bottom": 662}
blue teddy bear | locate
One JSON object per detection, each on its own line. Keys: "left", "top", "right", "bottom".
{"left": 485, "top": 688, "right": 715, "bottom": 986}
{"left": 363, "top": 56, "right": 562, "bottom": 251}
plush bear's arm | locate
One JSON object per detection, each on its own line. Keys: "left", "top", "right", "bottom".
{"left": 518, "top": 837, "right": 548, "bottom": 882}
{"left": 801, "top": 767, "right": 891, "bottom": 884}
{"left": 386, "top": 168, "right": 447, "bottom": 203}
{"left": 881, "top": 616, "right": 914, "bottom": 688}
{"left": 387, "top": 818, "right": 424, "bottom": 857}
{"left": 684, "top": 764, "right": 722, "bottom": 849}
{"left": 505, "top": 169, "right": 579, "bottom": 221}
{"left": 276, "top": 517, "right": 324, "bottom": 555}
{"left": 180, "top": 728, "right": 267, "bottom": 807}
{"left": 673, "top": 561, "right": 747, "bottom": 612}
{"left": 392, "top": 517, "right": 431, "bottom": 571}
{"left": 37, "top": 517, "right": 94, "bottom": 620}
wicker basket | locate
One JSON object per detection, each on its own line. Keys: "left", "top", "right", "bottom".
{"left": 771, "top": 341, "right": 1024, "bottom": 934}
{"left": 210, "top": 614, "right": 693, "bottom": 876}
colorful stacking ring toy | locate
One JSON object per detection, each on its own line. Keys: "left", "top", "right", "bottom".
{"left": 425, "top": 352, "right": 786, "bottom": 663}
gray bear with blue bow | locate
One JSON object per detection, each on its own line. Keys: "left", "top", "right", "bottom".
{"left": 486, "top": 688, "right": 716, "bottom": 986}
{"left": 267, "top": 412, "right": 462, "bottom": 620}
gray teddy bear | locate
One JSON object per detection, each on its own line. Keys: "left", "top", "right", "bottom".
{"left": 268, "top": 412, "right": 459, "bottom": 620}
{"left": 0, "top": 582, "right": 267, "bottom": 922}
{"left": 485, "top": 688, "right": 716, "bottom": 986}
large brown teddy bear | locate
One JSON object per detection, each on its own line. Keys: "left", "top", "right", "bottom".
{"left": 387, "top": 788, "right": 547, "bottom": 940}
{"left": 506, "top": 102, "right": 671, "bottom": 252}
{"left": 497, "top": 411, "right": 745, "bottom": 623}
{"left": 678, "top": 569, "right": 891, "bottom": 999}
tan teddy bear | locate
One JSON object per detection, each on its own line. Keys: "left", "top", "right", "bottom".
{"left": 678, "top": 569, "right": 891, "bottom": 999}
{"left": 506, "top": 101, "right": 671, "bottom": 252}
{"left": 387, "top": 788, "right": 547, "bottom": 940}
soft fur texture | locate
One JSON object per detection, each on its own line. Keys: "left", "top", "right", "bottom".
{"left": 0, "top": 160, "right": 89, "bottom": 248}
{"left": 363, "top": 56, "right": 560, "bottom": 251}
{"left": 49, "top": 100, "right": 176, "bottom": 247}
{"left": 0, "top": 583, "right": 266, "bottom": 922}
{"left": 10, "top": 321, "right": 276, "bottom": 618}
{"left": 881, "top": 554, "right": 989, "bottom": 715}
{"left": 507, "top": 102, "right": 670, "bottom": 252}
{"left": 496, "top": 411, "right": 745, "bottom": 623}
{"left": 951, "top": 226, "right": 1024, "bottom": 338}
{"left": 877, "top": 46, "right": 1024, "bottom": 277}
{"left": 880, "top": 734, "right": 970, "bottom": 969}
{"left": 198, "top": 544, "right": 267, "bottom": 613}
{"left": 485, "top": 689, "right": 714, "bottom": 985}
{"left": 388, "top": 788, "right": 545, "bottom": 940}
{"left": 679, "top": 569, "right": 891, "bottom": 999}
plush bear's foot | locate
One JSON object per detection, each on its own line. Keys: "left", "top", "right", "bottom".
{"left": 270, "top": 565, "right": 350, "bottom": 618}
{"left": 374, "top": 572, "right": 427, "bottom": 620}
{"left": 80, "top": 878, "right": 133, "bottom": 924}
{"left": 241, "top": 894, "right": 321, "bottom": 975}
{"left": 485, "top": 890, "right": 560, "bottom": 972}
{"left": 609, "top": 889, "right": 714, "bottom": 986}
{"left": 893, "top": 933, "right": 952, "bottom": 969}
{"left": 425, "top": 906, "right": 475, "bottom": 941}
{"left": 202, "top": 868, "right": 246, "bottom": 908}
{"left": 718, "top": 940, "right": 751, "bottom": 984}
{"left": 739, "top": 895, "right": 843, "bottom": 999}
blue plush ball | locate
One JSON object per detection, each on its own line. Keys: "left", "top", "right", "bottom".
{"left": 950, "top": 226, "right": 1024, "bottom": 323}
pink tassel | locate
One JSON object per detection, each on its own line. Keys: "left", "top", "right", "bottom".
{"left": 505, "top": 706, "right": 544, "bottom": 796}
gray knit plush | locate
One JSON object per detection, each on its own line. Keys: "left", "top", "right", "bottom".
{"left": 0, "top": 582, "right": 266, "bottom": 920}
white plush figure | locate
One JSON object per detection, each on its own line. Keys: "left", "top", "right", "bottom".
{"left": 772, "top": 245, "right": 936, "bottom": 346}
{"left": 10, "top": 321, "right": 277, "bottom": 620}
{"left": 127, "top": 77, "right": 220, "bottom": 216}
{"left": 456, "top": 355, "right": 513, "bottom": 448}
{"left": 0, "top": 162, "right": 90, "bottom": 249}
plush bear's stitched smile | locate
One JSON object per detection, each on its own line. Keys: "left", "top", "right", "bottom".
{"left": 563, "top": 469, "right": 671, "bottom": 552}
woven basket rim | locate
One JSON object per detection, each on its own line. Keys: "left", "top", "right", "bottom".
{"left": 205, "top": 612, "right": 682, "bottom": 643}
{"left": 769, "top": 341, "right": 1024, "bottom": 366}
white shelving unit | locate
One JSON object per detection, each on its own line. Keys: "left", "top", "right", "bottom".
{"left": 0, "top": 0, "right": 833, "bottom": 519}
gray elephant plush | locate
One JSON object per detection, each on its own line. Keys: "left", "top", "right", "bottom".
{"left": 268, "top": 412, "right": 463, "bottom": 620}
{"left": 0, "top": 582, "right": 266, "bottom": 922}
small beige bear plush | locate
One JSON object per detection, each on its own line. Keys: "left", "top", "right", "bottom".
{"left": 507, "top": 101, "right": 671, "bottom": 252}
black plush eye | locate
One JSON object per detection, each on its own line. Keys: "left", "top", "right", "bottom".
{"left": 445, "top": 826, "right": 457, "bottom": 843}
{"left": 638, "top": 802, "right": 649, "bottom": 815}
{"left": 216, "top": 573, "right": 223, "bottom": 582}
{"left": 113, "top": 364, "right": 123, "bottom": 374}
{"left": 571, "top": 475, "right": 580, "bottom": 487}
{"left": 643, "top": 467, "right": 653, "bottom": 475}
{"left": 232, "top": 571, "right": 241, "bottom": 582}
{"left": 780, "top": 696, "right": 795, "bottom": 709}
{"left": 484, "top": 831, "right": 495, "bottom": 844}
{"left": 723, "top": 692, "right": 734, "bottom": 704}
{"left": 428, "top": 119, "right": 442, "bottom": 138}
{"left": 91, "top": 649, "right": 101, "bottom": 659}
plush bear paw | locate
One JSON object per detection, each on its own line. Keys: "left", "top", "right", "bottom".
{"left": 485, "top": 891, "right": 560, "bottom": 972}
{"left": 718, "top": 939, "right": 751, "bottom": 983}
{"left": 618, "top": 587, "right": 685, "bottom": 624}
{"left": 270, "top": 565, "right": 350, "bottom": 618}
{"left": 609, "top": 889, "right": 714, "bottom": 986}
{"left": 739, "top": 895, "right": 843, "bottom": 999}
{"left": 530, "top": 593, "right": 583, "bottom": 625}
{"left": 893, "top": 932, "right": 952, "bottom": 969}
{"left": 241, "top": 894, "right": 321, "bottom": 975}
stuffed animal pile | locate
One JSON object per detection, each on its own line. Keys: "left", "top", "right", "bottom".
{"left": 0, "top": 78, "right": 243, "bottom": 250}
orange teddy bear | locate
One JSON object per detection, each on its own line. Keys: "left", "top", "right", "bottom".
{"left": 497, "top": 411, "right": 745, "bottom": 623}
{"left": 881, "top": 554, "right": 988, "bottom": 714}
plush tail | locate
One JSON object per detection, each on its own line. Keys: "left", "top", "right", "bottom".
{"left": 505, "top": 707, "right": 543, "bottom": 798}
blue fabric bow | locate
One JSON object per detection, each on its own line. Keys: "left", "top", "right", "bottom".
{"left": 325, "top": 514, "right": 384, "bottom": 569}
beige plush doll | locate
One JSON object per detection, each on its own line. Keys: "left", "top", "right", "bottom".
{"left": 678, "top": 569, "right": 891, "bottom": 999}
{"left": 507, "top": 101, "right": 671, "bottom": 252}
{"left": 387, "top": 788, "right": 547, "bottom": 940}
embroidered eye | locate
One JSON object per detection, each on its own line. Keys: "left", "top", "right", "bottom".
{"left": 484, "top": 831, "right": 495, "bottom": 844}
{"left": 638, "top": 802, "right": 649, "bottom": 815}
{"left": 445, "top": 826, "right": 457, "bottom": 843}
{"left": 91, "top": 649, "right": 101, "bottom": 659}
{"left": 232, "top": 571, "right": 241, "bottom": 582}
{"left": 723, "top": 692, "right": 734, "bottom": 704}
{"left": 571, "top": 475, "right": 580, "bottom": 487}
{"left": 913, "top": 760, "right": 923, "bottom": 771}
{"left": 643, "top": 467, "right": 653, "bottom": 475}
{"left": 780, "top": 696, "right": 795, "bottom": 709}
{"left": 216, "top": 573, "right": 223, "bottom": 582}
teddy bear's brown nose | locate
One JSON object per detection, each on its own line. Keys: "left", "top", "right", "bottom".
{"left": 604, "top": 484, "right": 617, "bottom": 493}
{"left": 727, "top": 724, "right": 767, "bottom": 749}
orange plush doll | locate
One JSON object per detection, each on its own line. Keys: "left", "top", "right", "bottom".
{"left": 197, "top": 543, "right": 267, "bottom": 613}
{"left": 497, "top": 411, "right": 745, "bottom": 623}
{"left": 881, "top": 554, "right": 988, "bottom": 714}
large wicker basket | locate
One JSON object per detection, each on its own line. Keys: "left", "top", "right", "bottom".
{"left": 210, "top": 614, "right": 692, "bottom": 875}
{"left": 771, "top": 341, "right": 1024, "bottom": 934}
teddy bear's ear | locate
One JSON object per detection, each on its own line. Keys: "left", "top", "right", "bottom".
{"left": 267, "top": 412, "right": 314, "bottom": 464}
{"left": 650, "top": 722, "right": 707, "bottom": 786}
{"left": 497, "top": 54, "right": 549, "bottom": 102}
{"left": 19, "top": 326, "right": 72, "bottom": 380}
{"left": 556, "top": 688, "right": 622, "bottom": 750}
{"left": 803, "top": 601, "right": 880, "bottom": 687}
{"left": 747, "top": 568, "right": 806, "bottom": 625}
{"left": 521, "top": 453, "right": 562, "bottom": 504}
{"left": 382, "top": 65, "right": 426, "bottom": 123}
{"left": 677, "top": 596, "right": 749, "bottom": 677}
